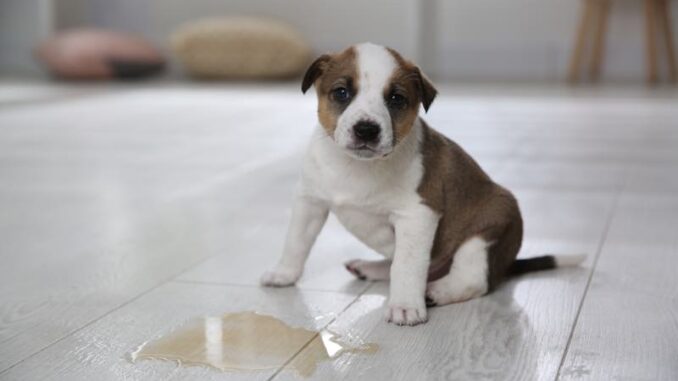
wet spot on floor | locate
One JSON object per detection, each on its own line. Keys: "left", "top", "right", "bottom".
{"left": 130, "top": 311, "right": 377, "bottom": 377}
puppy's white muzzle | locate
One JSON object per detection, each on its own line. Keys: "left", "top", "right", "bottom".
{"left": 334, "top": 100, "right": 393, "bottom": 160}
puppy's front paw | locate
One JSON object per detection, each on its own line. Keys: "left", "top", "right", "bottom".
{"left": 385, "top": 304, "right": 428, "bottom": 326}
{"left": 260, "top": 268, "right": 300, "bottom": 287}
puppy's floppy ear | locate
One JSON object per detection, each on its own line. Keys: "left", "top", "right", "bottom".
{"left": 414, "top": 67, "right": 437, "bottom": 112}
{"left": 301, "top": 54, "right": 331, "bottom": 93}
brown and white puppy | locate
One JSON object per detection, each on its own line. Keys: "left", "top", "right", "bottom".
{"left": 261, "top": 43, "right": 585, "bottom": 326}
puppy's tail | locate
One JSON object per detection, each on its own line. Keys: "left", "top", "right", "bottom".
{"left": 509, "top": 254, "right": 587, "bottom": 275}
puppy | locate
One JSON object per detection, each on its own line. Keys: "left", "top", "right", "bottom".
{"left": 261, "top": 43, "right": 585, "bottom": 326}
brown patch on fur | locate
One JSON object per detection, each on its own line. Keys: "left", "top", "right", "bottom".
{"left": 301, "top": 47, "right": 358, "bottom": 136}
{"left": 384, "top": 66, "right": 423, "bottom": 145}
{"left": 386, "top": 48, "right": 437, "bottom": 112}
{"left": 385, "top": 48, "right": 438, "bottom": 144}
{"left": 301, "top": 55, "right": 331, "bottom": 93}
{"left": 417, "top": 121, "right": 523, "bottom": 290}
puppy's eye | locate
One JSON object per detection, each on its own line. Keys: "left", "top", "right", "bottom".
{"left": 387, "top": 93, "right": 407, "bottom": 109}
{"left": 331, "top": 87, "right": 351, "bottom": 103}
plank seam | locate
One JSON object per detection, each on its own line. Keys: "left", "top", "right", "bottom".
{"left": 554, "top": 165, "right": 630, "bottom": 380}
{"left": 171, "top": 278, "right": 370, "bottom": 294}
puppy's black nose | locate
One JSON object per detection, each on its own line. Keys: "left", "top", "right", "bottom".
{"left": 353, "top": 121, "right": 381, "bottom": 142}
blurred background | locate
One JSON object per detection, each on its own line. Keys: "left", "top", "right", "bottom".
{"left": 2, "top": 0, "right": 677, "bottom": 82}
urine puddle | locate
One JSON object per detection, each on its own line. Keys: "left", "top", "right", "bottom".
{"left": 130, "top": 311, "right": 377, "bottom": 378}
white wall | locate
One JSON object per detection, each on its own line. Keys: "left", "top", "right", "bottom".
{"left": 432, "top": 0, "right": 678, "bottom": 81}
{"left": 0, "top": 0, "right": 54, "bottom": 76}
{"left": 84, "top": 0, "right": 678, "bottom": 82}
{"left": 85, "top": 0, "right": 421, "bottom": 75}
{"left": 1, "top": 0, "right": 677, "bottom": 82}
{"left": 148, "top": 0, "right": 421, "bottom": 60}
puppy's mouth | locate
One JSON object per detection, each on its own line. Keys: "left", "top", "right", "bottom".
{"left": 345, "top": 143, "right": 390, "bottom": 159}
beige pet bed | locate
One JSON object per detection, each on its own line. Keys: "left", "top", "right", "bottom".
{"left": 171, "top": 17, "right": 311, "bottom": 79}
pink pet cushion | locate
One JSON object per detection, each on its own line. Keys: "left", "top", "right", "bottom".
{"left": 35, "top": 29, "right": 165, "bottom": 79}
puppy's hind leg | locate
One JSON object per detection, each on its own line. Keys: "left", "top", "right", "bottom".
{"left": 425, "top": 236, "right": 489, "bottom": 306}
{"left": 345, "top": 259, "right": 391, "bottom": 281}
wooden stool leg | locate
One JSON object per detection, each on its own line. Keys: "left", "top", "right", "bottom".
{"left": 657, "top": 0, "right": 677, "bottom": 83}
{"left": 568, "top": 0, "right": 596, "bottom": 83}
{"left": 590, "top": 0, "right": 611, "bottom": 81}
{"left": 645, "top": 0, "right": 659, "bottom": 84}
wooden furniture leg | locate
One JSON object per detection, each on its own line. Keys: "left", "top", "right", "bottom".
{"left": 657, "top": 0, "right": 677, "bottom": 83}
{"left": 590, "top": 0, "right": 611, "bottom": 81}
{"left": 569, "top": 0, "right": 596, "bottom": 83}
{"left": 645, "top": 0, "right": 659, "bottom": 84}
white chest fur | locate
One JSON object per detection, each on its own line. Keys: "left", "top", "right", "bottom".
{"left": 298, "top": 121, "right": 428, "bottom": 257}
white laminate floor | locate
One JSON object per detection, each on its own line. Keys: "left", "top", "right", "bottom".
{"left": 0, "top": 81, "right": 676, "bottom": 381}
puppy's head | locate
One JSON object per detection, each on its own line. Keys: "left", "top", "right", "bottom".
{"left": 302, "top": 43, "right": 437, "bottom": 160}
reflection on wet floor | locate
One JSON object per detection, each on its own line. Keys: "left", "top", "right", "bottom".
{"left": 130, "top": 311, "right": 378, "bottom": 378}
